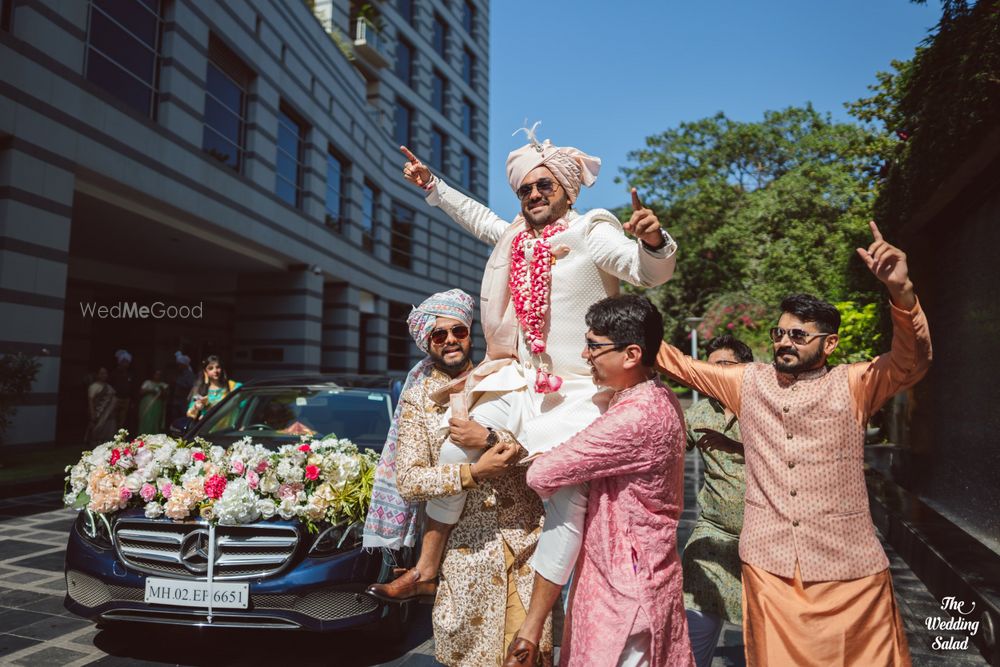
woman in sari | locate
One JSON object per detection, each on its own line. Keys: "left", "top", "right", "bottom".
{"left": 138, "top": 369, "right": 169, "bottom": 434}
{"left": 186, "top": 355, "right": 241, "bottom": 421}
{"left": 85, "top": 367, "right": 117, "bottom": 445}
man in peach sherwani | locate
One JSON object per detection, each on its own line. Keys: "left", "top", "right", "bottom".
{"left": 656, "top": 222, "right": 931, "bottom": 666}
{"left": 526, "top": 295, "right": 695, "bottom": 667}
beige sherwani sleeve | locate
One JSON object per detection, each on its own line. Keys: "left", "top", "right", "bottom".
{"left": 394, "top": 388, "right": 464, "bottom": 503}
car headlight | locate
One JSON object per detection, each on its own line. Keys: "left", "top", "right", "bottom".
{"left": 309, "top": 522, "right": 363, "bottom": 556}
{"left": 76, "top": 510, "right": 113, "bottom": 548}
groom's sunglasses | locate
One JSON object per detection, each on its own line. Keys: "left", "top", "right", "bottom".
{"left": 517, "top": 178, "right": 559, "bottom": 200}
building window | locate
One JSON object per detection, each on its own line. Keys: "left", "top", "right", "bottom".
{"left": 325, "top": 148, "right": 347, "bottom": 231}
{"left": 429, "top": 127, "right": 445, "bottom": 172}
{"left": 462, "top": 48, "right": 474, "bottom": 87}
{"left": 85, "top": 0, "right": 162, "bottom": 117}
{"left": 462, "top": 1, "right": 474, "bottom": 36}
{"left": 460, "top": 151, "right": 474, "bottom": 190}
{"left": 431, "top": 14, "right": 447, "bottom": 58}
{"left": 430, "top": 70, "right": 446, "bottom": 113}
{"left": 393, "top": 100, "right": 412, "bottom": 147}
{"left": 202, "top": 36, "right": 250, "bottom": 172}
{"left": 275, "top": 105, "right": 305, "bottom": 207}
{"left": 395, "top": 38, "right": 413, "bottom": 86}
{"left": 397, "top": 0, "right": 414, "bottom": 25}
{"left": 391, "top": 202, "right": 415, "bottom": 269}
{"left": 388, "top": 302, "right": 411, "bottom": 371}
{"left": 460, "top": 99, "right": 474, "bottom": 137}
{"left": 361, "top": 181, "right": 377, "bottom": 252}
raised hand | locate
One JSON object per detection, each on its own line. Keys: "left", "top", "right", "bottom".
{"left": 623, "top": 188, "right": 665, "bottom": 247}
{"left": 855, "top": 221, "right": 915, "bottom": 308}
{"left": 400, "top": 145, "right": 433, "bottom": 188}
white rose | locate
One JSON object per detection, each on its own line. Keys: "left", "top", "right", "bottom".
{"left": 124, "top": 472, "right": 144, "bottom": 492}
{"left": 258, "top": 498, "right": 277, "bottom": 519}
{"left": 277, "top": 498, "right": 297, "bottom": 520}
{"left": 171, "top": 449, "right": 192, "bottom": 467}
{"left": 144, "top": 502, "right": 164, "bottom": 518}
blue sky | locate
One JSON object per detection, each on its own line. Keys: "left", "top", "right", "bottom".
{"left": 486, "top": 1, "right": 941, "bottom": 219}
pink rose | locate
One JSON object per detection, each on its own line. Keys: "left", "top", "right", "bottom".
{"left": 298, "top": 444, "right": 311, "bottom": 453}
{"left": 278, "top": 482, "right": 303, "bottom": 501}
{"left": 203, "top": 474, "right": 227, "bottom": 499}
{"left": 109, "top": 449, "right": 121, "bottom": 466}
{"left": 256, "top": 460, "right": 269, "bottom": 473}
{"left": 193, "top": 451, "right": 206, "bottom": 462}
{"left": 246, "top": 470, "right": 260, "bottom": 489}
{"left": 119, "top": 487, "right": 132, "bottom": 501}
{"left": 305, "top": 465, "right": 320, "bottom": 481}
{"left": 159, "top": 481, "right": 173, "bottom": 499}
{"left": 140, "top": 483, "right": 156, "bottom": 502}
{"left": 230, "top": 460, "right": 245, "bottom": 475}
{"left": 727, "top": 322, "right": 735, "bottom": 329}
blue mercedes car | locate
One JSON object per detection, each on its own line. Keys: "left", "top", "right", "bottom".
{"left": 64, "top": 375, "right": 416, "bottom": 636}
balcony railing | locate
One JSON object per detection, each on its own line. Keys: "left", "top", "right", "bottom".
{"left": 353, "top": 17, "right": 388, "bottom": 69}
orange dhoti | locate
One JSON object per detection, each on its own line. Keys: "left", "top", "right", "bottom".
{"left": 742, "top": 562, "right": 911, "bottom": 667}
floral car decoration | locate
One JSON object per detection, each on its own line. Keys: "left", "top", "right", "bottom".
{"left": 64, "top": 430, "right": 378, "bottom": 532}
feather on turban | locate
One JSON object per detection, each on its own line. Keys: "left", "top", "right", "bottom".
{"left": 505, "top": 121, "right": 601, "bottom": 204}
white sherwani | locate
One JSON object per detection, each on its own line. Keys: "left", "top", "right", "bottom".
{"left": 425, "top": 177, "right": 678, "bottom": 583}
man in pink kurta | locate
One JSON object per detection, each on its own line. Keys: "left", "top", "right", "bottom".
{"left": 526, "top": 295, "right": 695, "bottom": 667}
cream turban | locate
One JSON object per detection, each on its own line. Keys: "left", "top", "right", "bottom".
{"left": 406, "top": 289, "right": 476, "bottom": 354}
{"left": 505, "top": 122, "right": 601, "bottom": 204}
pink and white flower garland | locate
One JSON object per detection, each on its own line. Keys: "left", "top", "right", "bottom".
{"left": 509, "top": 223, "right": 565, "bottom": 393}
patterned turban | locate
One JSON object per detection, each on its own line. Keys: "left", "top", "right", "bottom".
{"left": 505, "top": 121, "right": 601, "bottom": 204}
{"left": 406, "top": 289, "right": 475, "bottom": 353}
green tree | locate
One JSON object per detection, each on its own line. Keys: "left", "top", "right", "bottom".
{"left": 618, "top": 105, "right": 882, "bottom": 347}
{"left": 0, "top": 353, "right": 41, "bottom": 444}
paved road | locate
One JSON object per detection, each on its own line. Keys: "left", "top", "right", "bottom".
{"left": 0, "top": 449, "right": 987, "bottom": 666}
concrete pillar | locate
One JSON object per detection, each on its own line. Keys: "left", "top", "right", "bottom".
{"left": 231, "top": 266, "right": 322, "bottom": 378}
{"left": 0, "top": 144, "right": 74, "bottom": 448}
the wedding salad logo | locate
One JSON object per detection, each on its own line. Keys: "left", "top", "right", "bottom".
{"left": 927, "top": 596, "right": 979, "bottom": 650}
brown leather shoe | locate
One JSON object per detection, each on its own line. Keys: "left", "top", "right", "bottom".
{"left": 503, "top": 637, "right": 539, "bottom": 666}
{"left": 366, "top": 567, "right": 437, "bottom": 603}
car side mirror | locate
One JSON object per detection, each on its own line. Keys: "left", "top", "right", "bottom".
{"left": 169, "top": 417, "right": 193, "bottom": 438}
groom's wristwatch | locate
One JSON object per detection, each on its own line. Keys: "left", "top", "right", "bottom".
{"left": 485, "top": 427, "right": 499, "bottom": 448}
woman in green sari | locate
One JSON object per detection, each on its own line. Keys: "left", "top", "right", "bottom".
{"left": 186, "top": 355, "right": 241, "bottom": 421}
{"left": 85, "top": 367, "right": 117, "bottom": 445}
{"left": 138, "top": 369, "right": 169, "bottom": 434}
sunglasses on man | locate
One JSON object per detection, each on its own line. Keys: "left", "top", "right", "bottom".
{"left": 768, "top": 327, "right": 833, "bottom": 345}
{"left": 516, "top": 178, "right": 559, "bottom": 201}
{"left": 430, "top": 325, "right": 470, "bottom": 346}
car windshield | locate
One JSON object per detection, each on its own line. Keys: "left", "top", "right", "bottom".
{"left": 196, "top": 386, "right": 393, "bottom": 450}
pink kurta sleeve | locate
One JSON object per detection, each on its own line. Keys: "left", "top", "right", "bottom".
{"left": 847, "top": 297, "right": 932, "bottom": 423}
{"left": 526, "top": 400, "right": 663, "bottom": 499}
{"left": 655, "top": 342, "right": 746, "bottom": 417}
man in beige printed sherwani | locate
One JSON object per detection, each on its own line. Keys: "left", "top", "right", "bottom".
{"left": 656, "top": 221, "right": 931, "bottom": 666}
{"left": 369, "top": 289, "right": 554, "bottom": 667}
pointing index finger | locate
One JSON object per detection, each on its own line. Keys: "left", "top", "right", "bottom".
{"left": 400, "top": 145, "right": 419, "bottom": 163}
{"left": 868, "top": 220, "right": 884, "bottom": 242}
{"left": 631, "top": 187, "right": 643, "bottom": 211}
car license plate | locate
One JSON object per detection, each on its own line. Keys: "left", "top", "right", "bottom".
{"left": 144, "top": 577, "right": 249, "bottom": 609}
